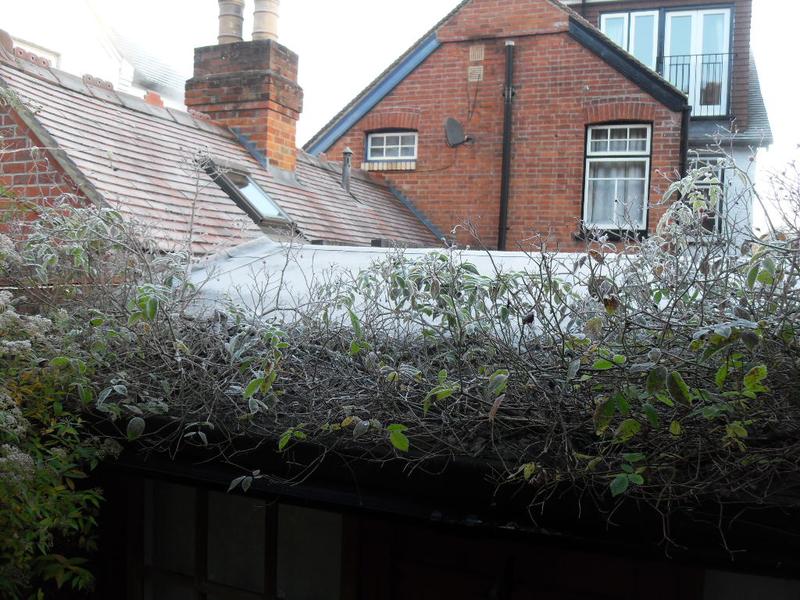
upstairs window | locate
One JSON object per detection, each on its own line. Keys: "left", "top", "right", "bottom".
{"left": 584, "top": 125, "right": 651, "bottom": 231}
{"left": 366, "top": 132, "right": 418, "bottom": 161}
{"left": 600, "top": 11, "right": 659, "bottom": 70}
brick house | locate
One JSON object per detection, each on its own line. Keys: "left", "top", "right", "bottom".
{"left": 306, "top": 0, "right": 770, "bottom": 250}
{"left": 0, "top": 12, "right": 438, "bottom": 254}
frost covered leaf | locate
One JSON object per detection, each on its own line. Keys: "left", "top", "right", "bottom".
{"left": 126, "top": 417, "right": 145, "bottom": 441}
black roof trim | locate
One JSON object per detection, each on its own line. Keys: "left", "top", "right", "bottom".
{"left": 568, "top": 16, "right": 689, "bottom": 113}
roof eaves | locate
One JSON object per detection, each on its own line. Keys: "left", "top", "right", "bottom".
{"left": 304, "top": 32, "right": 441, "bottom": 155}
{"left": 0, "top": 74, "right": 108, "bottom": 209}
{"left": 567, "top": 16, "right": 688, "bottom": 112}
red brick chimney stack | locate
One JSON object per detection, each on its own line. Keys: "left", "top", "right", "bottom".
{"left": 184, "top": 0, "right": 303, "bottom": 172}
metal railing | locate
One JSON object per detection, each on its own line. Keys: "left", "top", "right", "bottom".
{"left": 657, "top": 53, "right": 733, "bottom": 118}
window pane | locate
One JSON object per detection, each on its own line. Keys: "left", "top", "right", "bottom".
{"left": 587, "top": 160, "right": 647, "bottom": 228}
{"left": 590, "top": 140, "right": 608, "bottom": 153}
{"left": 629, "top": 140, "right": 647, "bottom": 152}
{"left": 591, "top": 128, "right": 609, "bottom": 141}
{"left": 620, "top": 179, "right": 646, "bottom": 225}
{"left": 702, "top": 13, "right": 726, "bottom": 54}
{"left": 401, "top": 147, "right": 415, "bottom": 157}
{"left": 603, "top": 16, "right": 627, "bottom": 47}
{"left": 587, "top": 178, "right": 616, "bottom": 225}
{"left": 610, "top": 129, "right": 629, "bottom": 152}
{"left": 385, "top": 147, "right": 400, "bottom": 157}
{"left": 370, "top": 147, "right": 384, "bottom": 158}
{"left": 668, "top": 15, "right": 693, "bottom": 56}
{"left": 277, "top": 506, "right": 342, "bottom": 600}
{"left": 386, "top": 135, "right": 400, "bottom": 146}
{"left": 229, "top": 173, "right": 283, "bottom": 220}
{"left": 150, "top": 482, "right": 195, "bottom": 576}
{"left": 629, "top": 127, "right": 648, "bottom": 140}
{"left": 632, "top": 14, "right": 656, "bottom": 68}
{"left": 401, "top": 134, "right": 416, "bottom": 146}
{"left": 370, "top": 136, "right": 385, "bottom": 147}
{"left": 207, "top": 492, "right": 266, "bottom": 593}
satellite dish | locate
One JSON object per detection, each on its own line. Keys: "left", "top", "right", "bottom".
{"left": 445, "top": 117, "right": 471, "bottom": 147}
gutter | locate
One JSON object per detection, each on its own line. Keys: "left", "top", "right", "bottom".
{"left": 497, "top": 41, "right": 516, "bottom": 251}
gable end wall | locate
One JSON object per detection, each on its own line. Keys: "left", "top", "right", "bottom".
{"left": 327, "top": 23, "right": 684, "bottom": 250}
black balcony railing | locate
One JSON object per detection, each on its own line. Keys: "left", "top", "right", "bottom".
{"left": 657, "top": 53, "right": 733, "bottom": 118}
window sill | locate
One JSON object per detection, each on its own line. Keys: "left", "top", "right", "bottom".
{"left": 361, "top": 160, "right": 417, "bottom": 172}
{"left": 573, "top": 227, "right": 647, "bottom": 243}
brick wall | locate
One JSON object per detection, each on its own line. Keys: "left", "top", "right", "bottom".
{"left": 0, "top": 104, "right": 86, "bottom": 224}
{"left": 327, "top": 11, "right": 683, "bottom": 251}
{"left": 576, "top": 0, "right": 752, "bottom": 130}
{"left": 185, "top": 40, "right": 304, "bottom": 172}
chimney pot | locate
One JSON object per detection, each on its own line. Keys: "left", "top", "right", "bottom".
{"left": 253, "top": 0, "right": 280, "bottom": 41}
{"left": 218, "top": 0, "right": 245, "bottom": 44}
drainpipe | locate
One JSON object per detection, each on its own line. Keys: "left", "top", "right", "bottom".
{"left": 218, "top": 0, "right": 245, "bottom": 44}
{"left": 497, "top": 41, "right": 516, "bottom": 251}
{"left": 679, "top": 105, "right": 692, "bottom": 176}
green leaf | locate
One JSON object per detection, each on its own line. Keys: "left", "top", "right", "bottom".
{"left": 49, "top": 356, "right": 71, "bottom": 368}
{"left": 646, "top": 366, "right": 667, "bottom": 394}
{"left": 612, "top": 354, "right": 627, "bottom": 365}
{"left": 348, "top": 309, "right": 363, "bottom": 338}
{"left": 610, "top": 474, "right": 629, "bottom": 497}
{"left": 126, "top": 417, "right": 145, "bottom": 441}
{"left": 488, "top": 369, "right": 509, "bottom": 396}
{"left": 228, "top": 476, "right": 246, "bottom": 492}
{"left": 389, "top": 430, "right": 410, "bottom": 452}
{"left": 144, "top": 296, "right": 158, "bottom": 320}
{"left": 592, "top": 358, "right": 615, "bottom": 371}
{"left": 667, "top": 371, "right": 691, "bottom": 405}
{"left": 746, "top": 264, "right": 760, "bottom": 288}
{"left": 743, "top": 365, "right": 767, "bottom": 390}
{"left": 278, "top": 429, "right": 293, "bottom": 451}
{"left": 715, "top": 364, "right": 729, "bottom": 389}
{"left": 244, "top": 378, "right": 264, "bottom": 399}
{"left": 386, "top": 423, "right": 408, "bottom": 433}
{"left": 522, "top": 463, "right": 537, "bottom": 481}
{"left": 614, "top": 418, "right": 641, "bottom": 443}
{"left": 623, "top": 452, "right": 646, "bottom": 463}
{"left": 669, "top": 420, "right": 682, "bottom": 436}
{"left": 628, "top": 473, "right": 644, "bottom": 485}
{"left": 642, "top": 402, "right": 659, "bottom": 427}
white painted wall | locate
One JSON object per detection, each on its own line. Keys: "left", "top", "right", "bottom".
{"left": 4, "top": 0, "right": 181, "bottom": 108}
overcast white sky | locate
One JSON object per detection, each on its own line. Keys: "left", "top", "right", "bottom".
{"left": 4, "top": 0, "right": 799, "bottom": 207}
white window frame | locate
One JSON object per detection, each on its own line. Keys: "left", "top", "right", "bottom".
{"left": 601, "top": 11, "right": 659, "bottom": 70}
{"left": 584, "top": 125, "right": 652, "bottom": 231}
{"left": 600, "top": 13, "right": 629, "bottom": 50}
{"left": 688, "top": 153, "right": 728, "bottom": 234}
{"left": 664, "top": 8, "right": 731, "bottom": 116}
{"left": 629, "top": 11, "right": 660, "bottom": 70}
{"left": 366, "top": 131, "right": 418, "bottom": 162}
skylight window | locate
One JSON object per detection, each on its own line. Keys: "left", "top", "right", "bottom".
{"left": 202, "top": 160, "right": 290, "bottom": 226}
{"left": 226, "top": 171, "right": 284, "bottom": 221}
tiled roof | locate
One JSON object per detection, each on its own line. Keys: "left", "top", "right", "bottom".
{"left": 0, "top": 49, "right": 439, "bottom": 255}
